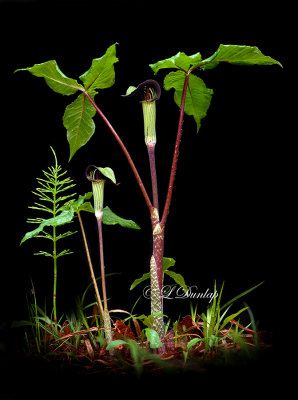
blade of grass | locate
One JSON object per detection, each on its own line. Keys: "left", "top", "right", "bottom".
{"left": 220, "top": 282, "right": 263, "bottom": 311}
{"left": 219, "top": 307, "right": 248, "bottom": 332}
{"left": 244, "top": 302, "right": 259, "bottom": 348}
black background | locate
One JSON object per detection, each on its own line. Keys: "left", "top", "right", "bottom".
{"left": 0, "top": 0, "right": 292, "bottom": 396}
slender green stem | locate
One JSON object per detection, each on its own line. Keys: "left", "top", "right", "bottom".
{"left": 52, "top": 162, "right": 58, "bottom": 330}
{"left": 77, "top": 211, "right": 104, "bottom": 321}
{"left": 52, "top": 225, "right": 58, "bottom": 330}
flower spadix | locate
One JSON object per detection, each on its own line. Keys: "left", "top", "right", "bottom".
{"left": 123, "top": 80, "right": 161, "bottom": 146}
{"left": 85, "top": 165, "right": 116, "bottom": 218}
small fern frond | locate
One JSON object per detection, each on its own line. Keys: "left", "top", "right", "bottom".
{"left": 24, "top": 147, "right": 77, "bottom": 257}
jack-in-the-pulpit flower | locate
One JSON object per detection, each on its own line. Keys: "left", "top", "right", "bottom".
{"left": 123, "top": 79, "right": 161, "bottom": 146}
{"left": 85, "top": 165, "right": 116, "bottom": 218}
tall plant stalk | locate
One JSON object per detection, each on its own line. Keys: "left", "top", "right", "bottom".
{"left": 86, "top": 166, "right": 117, "bottom": 345}
{"left": 85, "top": 79, "right": 190, "bottom": 350}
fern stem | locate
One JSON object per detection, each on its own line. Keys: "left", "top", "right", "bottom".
{"left": 52, "top": 148, "right": 58, "bottom": 331}
{"left": 53, "top": 225, "right": 58, "bottom": 330}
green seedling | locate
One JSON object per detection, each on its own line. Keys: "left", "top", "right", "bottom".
{"left": 183, "top": 337, "right": 204, "bottom": 364}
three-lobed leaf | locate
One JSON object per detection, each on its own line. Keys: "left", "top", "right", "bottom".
{"left": 149, "top": 51, "right": 202, "bottom": 74}
{"left": 150, "top": 44, "right": 281, "bottom": 132}
{"left": 16, "top": 43, "right": 119, "bottom": 160}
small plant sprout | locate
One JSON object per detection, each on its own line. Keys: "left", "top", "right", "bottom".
{"left": 86, "top": 165, "right": 117, "bottom": 345}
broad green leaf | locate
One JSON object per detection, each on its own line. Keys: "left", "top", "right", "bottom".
{"left": 68, "top": 198, "right": 140, "bottom": 228}
{"left": 164, "top": 70, "right": 213, "bottom": 132}
{"left": 79, "top": 43, "right": 118, "bottom": 91}
{"left": 162, "top": 257, "right": 176, "bottom": 271}
{"left": 164, "top": 270, "right": 188, "bottom": 295}
{"left": 15, "top": 60, "right": 83, "bottom": 95}
{"left": 97, "top": 167, "right": 116, "bottom": 184}
{"left": 106, "top": 339, "right": 127, "bottom": 351}
{"left": 130, "top": 272, "right": 150, "bottom": 291}
{"left": 200, "top": 44, "right": 282, "bottom": 70}
{"left": 77, "top": 202, "right": 94, "bottom": 213}
{"left": 130, "top": 257, "right": 176, "bottom": 290}
{"left": 102, "top": 206, "right": 140, "bottom": 230}
{"left": 150, "top": 51, "right": 202, "bottom": 74}
{"left": 70, "top": 192, "right": 93, "bottom": 213}
{"left": 20, "top": 208, "right": 74, "bottom": 245}
{"left": 63, "top": 92, "right": 97, "bottom": 160}
{"left": 145, "top": 328, "right": 163, "bottom": 349}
